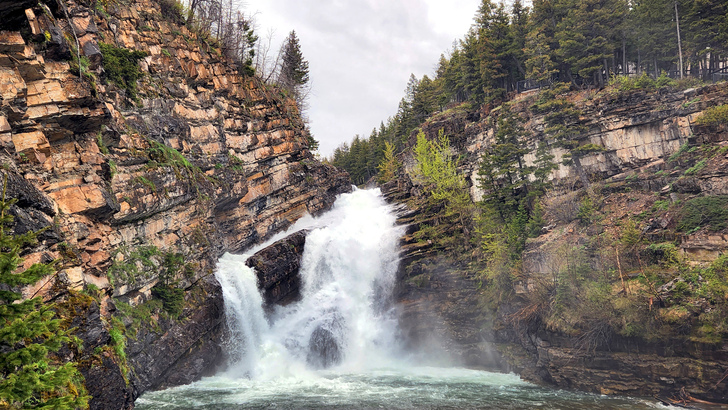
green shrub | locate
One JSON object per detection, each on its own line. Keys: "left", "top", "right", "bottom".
{"left": 634, "top": 72, "right": 656, "bottom": 89}
{"left": 108, "top": 323, "right": 126, "bottom": 362}
{"left": 676, "top": 196, "right": 728, "bottom": 232}
{"left": 608, "top": 75, "right": 637, "bottom": 91}
{"left": 695, "top": 104, "right": 728, "bottom": 126}
{"left": 655, "top": 71, "right": 677, "bottom": 88}
{"left": 683, "top": 159, "right": 707, "bottom": 176}
{"left": 151, "top": 284, "right": 185, "bottom": 318}
{"left": 96, "top": 130, "right": 109, "bottom": 155}
{"left": 0, "top": 186, "right": 89, "bottom": 408}
{"left": 668, "top": 143, "right": 690, "bottom": 162}
{"left": 576, "top": 195, "right": 596, "bottom": 225}
{"left": 645, "top": 243, "right": 681, "bottom": 267}
{"left": 158, "top": 0, "right": 185, "bottom": 25}
{"left": 652, "top": 199, "right": 670, "bottom": 212}
{"left": 99, "top": 43, "right": 148, "bottom": 101}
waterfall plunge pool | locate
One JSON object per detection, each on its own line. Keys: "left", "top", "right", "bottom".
{"left": 136, "top": 189, "right": 667, "bottom": 410}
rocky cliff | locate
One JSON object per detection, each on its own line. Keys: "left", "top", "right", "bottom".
{"left": 386, "top": 81, "right": 728, "bottom": 403}
{"left": 0, "top": 0, "right": 350, "bottom": 408}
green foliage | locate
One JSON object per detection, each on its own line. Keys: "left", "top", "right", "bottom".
{"left": 478, "top": 104, "right": 550, "bottom": 222}
{"left": 413, "top": 130, "right": 471, "bottom": 221}
{"left": 95, "top": 131, "right": 109, "bottom": 155}
{"left": 651, "top": 199, "right": 670, "bottom": 212}
{"left": 668, "top": 143, "right": 690, "bottom": 162}
{"left": 107, "top": 245, "right": 160, "bottom": 287}
{"left": 683, "top": 159, "right": 707, "bottom": 175}
{"left": 655, "top": 71, "right": 678, "bottom": 88}
{"left": 98, "top": 43, "right": 148, "bottom": 102}
{"left": 158, "top": 0, "right": 185, "bottom": 25}
{"left": 619, "top": 219, "right": 641, "bottom": 248}
{"left": 151, "top": 285, "right": 185, "bottom": 318}
{"left": 133, "top": 176, "right": 156, "bottom": 192}
{"left": 377, "top": 142, "right": 400, "bottom": 183}
{"left": 676, "top": 195, "right": 728, "bottom": 232}
{"left": 109, "top": 160, "right": 118, "bottom": 179}
{"left": 108, "top": 318, "right": 126, "bottom": 363}
{"left": 113, "top": 299, "right": 165, "bottom": 338}
{"left": 147, "top": 140, "right": 213, "bottom": 196}
{"left": 411, "top": 129, "right": 474, "bottom": 250}
{"left": 609, "top": 71, "right": 678, "bottom": 91}
{"left": 148, "top": 141, "right": 192, "bottom": 170}
{"left": 695, "top": 104, "right": 728, "bottom": 126}
{"left": 278, "top": 31, "right": 309, "bottom": 100}
{"left": 0, "top": 183, "right": 89, "bottom": 409}
{"left": 576, "top": 195, "right": 596, "bottom": 225}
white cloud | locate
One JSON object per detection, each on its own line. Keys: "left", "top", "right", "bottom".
{"left": 252, "top": 0, "right": 480, "bottom": 156}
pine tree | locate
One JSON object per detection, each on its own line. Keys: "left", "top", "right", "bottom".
{"left": 508, "top": 0, "right": 530, "bottom": 81}
{"left": 0, "top": 181, "right": 88, "bottom": 409}
{"left": 630, "top": 0, "right": 679, "bottom": 76}
{"left": 554, "top": 0, "right": 627, "bottom": 86}
{"left": 478, "top": 105, "right": 532, "bottom": 220}
{"left": 278, "top": 30, "right": 310, "bottom": 107}
{"left": 524, "top": 0, "right": 564, "bottom": 83}
{"left": 683, "top": 0, "right": 728, "bottom": 79}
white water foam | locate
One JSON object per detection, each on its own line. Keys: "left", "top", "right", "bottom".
{"left": 214, "top": 188, "right": 405, "bottom": 379}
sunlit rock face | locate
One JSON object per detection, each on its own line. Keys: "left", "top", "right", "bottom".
{"left": 0, "top": 0, "right": 350, "bottom": 407}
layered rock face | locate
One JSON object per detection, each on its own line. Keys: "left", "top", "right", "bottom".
{"left": 389, "top": 82, "right": 728, "bottom": 400}
{"left": 462, "top": 85, "right": 727, "bottom": 199}
{"left": 0, "top": 0, "right": 350, "bottom": 407}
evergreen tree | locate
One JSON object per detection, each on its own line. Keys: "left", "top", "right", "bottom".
{"left": 0, "top": 182, "right": 88, "bottom": 409}
{"left": 278, "top": 31, "right": 310, "bottom": 106}
{"left": 630, "top": 0, "right": 680, "bottom": 76}
{"left": 555, "top": 0, "right": 627, "bottom": 86}
{"left": 524, "top": 0, "right": 563, "bottom": 83}
{"left": 377, "top": 141, "right": 400, "bottom": 183}
{"left": 478, "top": 105, "right": 533, "bottom": 220}
{"left": 507, "top": 0, "right": 530, "bottom": 80}
{"left": 683, "top": 0, "right": 728, "bottom": 79}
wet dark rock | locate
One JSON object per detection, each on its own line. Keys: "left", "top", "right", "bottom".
{"left": 246, "top": 229, "right": 308, "bottom": 307}
{"left": 306, "top": 326, "right": 342, "bottom": 369}
{"left": 128, "top": 276, "right": 225, "bottom": 393}
{"left": 65, "top": 298, "right": 134, "bottom": 410}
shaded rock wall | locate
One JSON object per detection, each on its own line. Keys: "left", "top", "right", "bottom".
{"left": 388, "top": 82, "right": 728, "bottom": 400}
{"left": 0, "top": 0, "right": 350, "bottom": 407}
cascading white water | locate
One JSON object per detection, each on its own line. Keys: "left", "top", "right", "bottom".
{"left": 137, "top": 189, "right": 665, "bottom": 409}
{"left": 214, "top": 188, "right": 405, "bottom": 378}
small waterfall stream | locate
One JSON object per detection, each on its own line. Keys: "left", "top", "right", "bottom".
{"left": 136, "top": 189, "right": 664, "bottom": 409}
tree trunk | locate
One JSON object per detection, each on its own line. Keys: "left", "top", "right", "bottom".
{"left": 637, "top": 48, "right": 641, "bottom": 75}
{"left": 622, "top": 37, "right": 627, "bottom": 75}
{"left": 675, "top": 0, "right": 684, "bottom": 79}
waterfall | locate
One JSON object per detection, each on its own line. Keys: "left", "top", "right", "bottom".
{"left": 138, "top": 188, "right": 663, "bottom": 409}
{"left": 214, "top": 188, "right": 405, "bottom": 379}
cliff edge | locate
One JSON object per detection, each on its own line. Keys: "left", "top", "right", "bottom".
{"left": 0, "top": 0, "right": 350, "bottom": 408}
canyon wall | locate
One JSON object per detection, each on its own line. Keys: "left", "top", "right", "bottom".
{"left": 388, "top": 82, "right": 728, "bottom": 402}
{"left": 0, "top": 0, "right": 350, "bottom": 408}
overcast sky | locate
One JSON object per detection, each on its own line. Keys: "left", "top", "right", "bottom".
{"left": 251, "top": 0, "right": 482, "bottom": 157}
